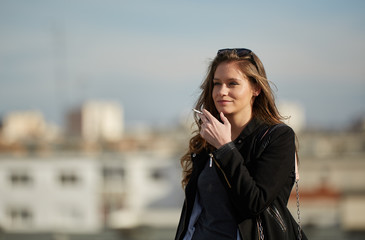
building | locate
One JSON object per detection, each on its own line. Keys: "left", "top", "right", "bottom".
{"left": 0, "top": 111, "right": 59, "bottom": 143}
{"left": 287, "top": 130, "right": 365, "bottom": 230}
{"left": 66, "top": 101, "right": 124, "bottom": 143}
{"left": 0, "top": 155, "right": 102, "bottom": 233}
{"left": 102, "top": 152, "right": 182, "bottom": 229}
{"left": 0, "top": 149, "right": 183, "bottom": 233}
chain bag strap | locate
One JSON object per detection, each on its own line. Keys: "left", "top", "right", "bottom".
{"left": 257, "top": 153, "right": 303, "bottom": 240}
{"left": 257, "top": 215, "right": 265, "bottom": 240}
{"left": 295, "top": 154, "right": 302, "bottom": 240}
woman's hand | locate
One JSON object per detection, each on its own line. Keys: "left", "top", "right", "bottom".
{"left": 199, "top": 109, "right": 232, "bottom": 149}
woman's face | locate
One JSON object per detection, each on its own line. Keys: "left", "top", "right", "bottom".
{"left": 212, "top": 61, "right": 259, "bottom": 118}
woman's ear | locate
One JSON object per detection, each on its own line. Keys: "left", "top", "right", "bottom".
{"left": 253, "top": 86, "right": 261, "bottom": 97}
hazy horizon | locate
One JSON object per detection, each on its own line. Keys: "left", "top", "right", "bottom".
{"left": 1, "top": 0, "right": 364, "bottom": 129}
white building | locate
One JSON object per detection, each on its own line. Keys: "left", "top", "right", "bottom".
{"left": 102, "top": 152, "right": 182, "bottom": 229}
{"left": 0, "top": 155, "right": 102, "bottom": 233}
{"left": 0, "top": 150, "right": 183, "bottom": 233}
{"left": 67, "top": 100, "right": 124, "bottom": 142}
{"left": 0, "top": 111, "right": 59, "bottom": 143}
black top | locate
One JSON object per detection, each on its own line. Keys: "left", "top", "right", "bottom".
{"left": 175, "top": 118, "right": 298, "bottom": 240}
{"left": 192, "top": 160, "right": 237, "bottom": 240}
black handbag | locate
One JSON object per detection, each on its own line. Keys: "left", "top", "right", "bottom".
{"left": 256, "top": 178, "right": 308, "bottom": 240}
{"left": 255, "top": 124, "right": 308, "bottom": 240}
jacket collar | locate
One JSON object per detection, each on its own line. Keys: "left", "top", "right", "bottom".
{"left": 234, "top": 117, "right": 265, "bottom": 143}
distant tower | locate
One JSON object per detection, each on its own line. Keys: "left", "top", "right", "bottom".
{"left": 82, "top": 101, "right": 124, "bottom": 142}
{"left": 66, "top": 101, "right": 124, "bottom": 142}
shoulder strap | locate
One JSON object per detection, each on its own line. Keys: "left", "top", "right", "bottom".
{"left": 295, "top": 154, "right": 299, "bottom": 181}
{"left": 259, "top": 123, "right": 285, "bottom": 141}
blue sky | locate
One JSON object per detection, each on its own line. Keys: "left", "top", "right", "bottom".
{"left": 1, "top": 0, "right": 364, "bottom": 129}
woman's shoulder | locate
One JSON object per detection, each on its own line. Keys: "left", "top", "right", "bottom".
{"left": 256, "top": 122, "right": 294, "bottom": 143}
{"left": 270, "top": 122, "right": 294, "bottom": 134}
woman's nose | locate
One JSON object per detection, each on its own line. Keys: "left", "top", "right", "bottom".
{"left": 218, "top": 85, "right": 228, "bottom": 96}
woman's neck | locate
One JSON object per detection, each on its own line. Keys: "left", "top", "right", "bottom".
{"left": 227, "top": 111, "right": 252, "bottom": 141}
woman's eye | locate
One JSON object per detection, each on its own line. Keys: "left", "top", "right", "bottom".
{"left": 229, "top": 82, "right": 239, "bottom": 86}
{"left": 213, "top": 82, "right": 221, "bottom": 86}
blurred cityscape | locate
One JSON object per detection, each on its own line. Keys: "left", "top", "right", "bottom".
{"left": 0, "top": 100, "right": 364, "bottom": 240}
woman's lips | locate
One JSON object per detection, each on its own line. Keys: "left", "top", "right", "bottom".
{"left": 217, "top": 100, "right": 232, "bottom": 105}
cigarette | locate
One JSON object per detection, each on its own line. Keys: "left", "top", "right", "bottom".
{"left": 192, "top": 109, "right": 203, "bottom": 114}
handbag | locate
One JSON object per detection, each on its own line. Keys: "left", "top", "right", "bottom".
{"left": 256, "top": 155, "right": 307, "bottom": 240}
{"left": 255, "top": 124, "right": 308, "bottom": 240}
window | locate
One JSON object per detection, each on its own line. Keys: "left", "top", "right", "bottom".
{"left": 103, "top": 167, "right": 125, "bottom": 180}
{"left": 58, "top": 171, "right": 80, "bottom": 186}
{"left": 150, "top": 168, "right": 165, "bottom": 180}
{"left": 8, "top": 171, "right": 33, "bottom": 187}
{"left": 7, "top": 207, "right": 33, "bottom": 227}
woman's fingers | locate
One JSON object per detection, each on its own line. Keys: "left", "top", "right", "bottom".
{"left": 220, "top": 112, "right": 230, "bottom": 127}
{"left": 202, "top": 109, "right": 215, "bottom": 123}
{"left": 199, "top": 109, "right": 232, "bottom": 149}
{"left": 200, "top": 114, "right": 208, "bottom": 124}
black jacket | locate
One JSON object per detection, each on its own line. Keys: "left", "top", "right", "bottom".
{"left": 175, "top": 118, "right": 299, "bottom": 240}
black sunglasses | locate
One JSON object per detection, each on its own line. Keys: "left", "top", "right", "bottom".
{"left": 217, "top": 48, "right": 258, "bottom": 70}
{"left": 217, "top": 48, "right": 252, "bottom": 56}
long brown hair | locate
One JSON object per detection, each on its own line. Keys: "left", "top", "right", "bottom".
{"left": 180, "top": 49, "right": 287, "bottom": 188}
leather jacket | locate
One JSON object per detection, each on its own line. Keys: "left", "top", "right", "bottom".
{"left": 175, "top": 118, "right": 297, "bottom": 240}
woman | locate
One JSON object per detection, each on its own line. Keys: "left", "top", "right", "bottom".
{"left": 175, "top": 48, "right": 307, "bottom": 240}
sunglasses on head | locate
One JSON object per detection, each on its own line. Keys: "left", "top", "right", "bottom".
{"left": 217, "top": 48, "right": 252, "bottom": 56}
{"left": 217, "top": 48, "right": 258, "bottom": 70}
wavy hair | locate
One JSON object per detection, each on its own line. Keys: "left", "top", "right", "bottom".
{"left": 180, "top": 49, "right": 287, "bottom": 188}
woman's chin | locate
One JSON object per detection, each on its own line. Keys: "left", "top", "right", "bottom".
{"left": 220, "top": 110, "right": 233, "bottom": 115}
{"left": 215, "top": 106, "right": 233, "bottom": 115}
